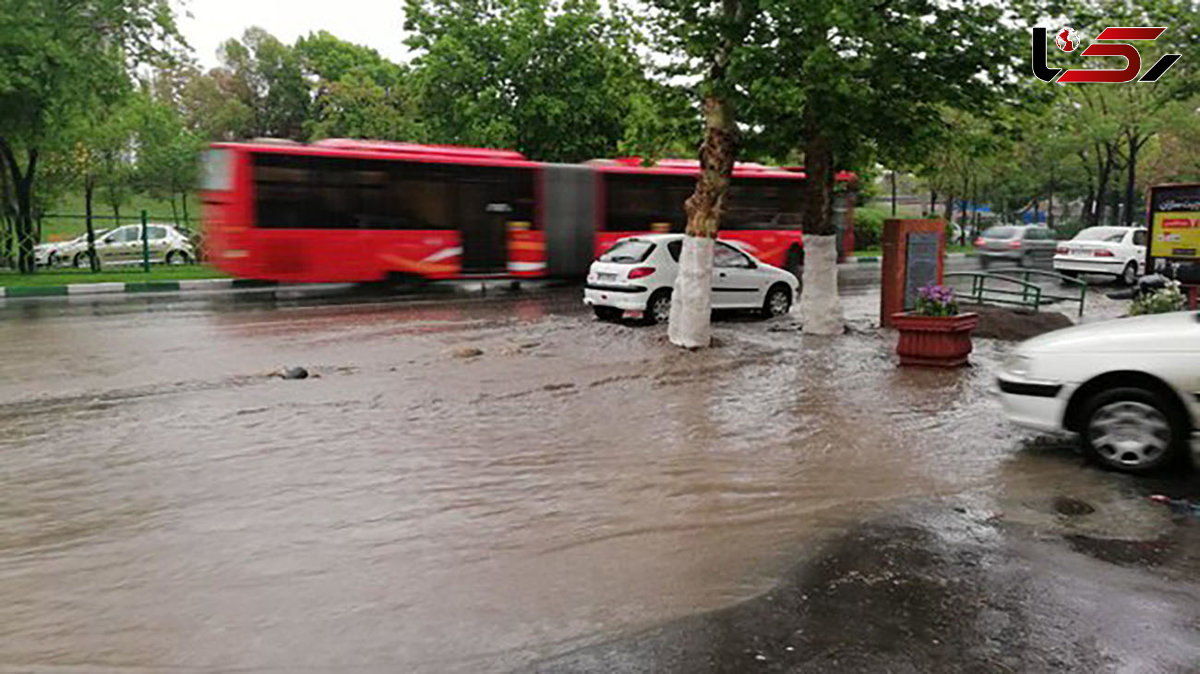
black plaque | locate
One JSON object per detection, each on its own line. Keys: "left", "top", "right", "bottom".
{"left": 904, "top": 232, "right": 940, "bottom": 310}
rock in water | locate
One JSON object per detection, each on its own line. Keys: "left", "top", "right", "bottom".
{"left": 281, "top": 366, "right": 309, "bottom": 380}
{"left": 451, "top": 346, "right": 484, "bottom": 359}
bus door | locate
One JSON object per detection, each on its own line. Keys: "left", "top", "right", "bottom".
{"left": 457, "top": 176, "right": 510, "bottom": 274}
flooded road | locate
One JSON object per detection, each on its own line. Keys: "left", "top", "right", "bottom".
{"left": 0, "top": 284, "right": 1196, "bottom": 672}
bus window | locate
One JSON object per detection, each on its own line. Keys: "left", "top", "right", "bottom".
{"left": 604, "top": 173, "right": 691, "bottom": 232}
{"left": 725, "top": 178, "right": 805, "bottom": 230}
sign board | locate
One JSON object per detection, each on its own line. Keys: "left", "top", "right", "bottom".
{"left": 904, "top": 232, "right": 941, "bottom": 310}
{"left": 880, "top": 219, "right": 946, "bottom": 327}
{"left": 1148, "top": 184, "right": 1200, "bottom": 260}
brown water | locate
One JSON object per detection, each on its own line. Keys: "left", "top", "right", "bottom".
{"left": 0, "top": 288, "right": 1143, "bottom": 672}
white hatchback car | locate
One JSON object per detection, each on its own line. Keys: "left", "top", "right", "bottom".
{"left": 997, "top": 311, "right": 1200, "bottom": 473}
{"left": 1053, "top": 226, "right": 1147, "bottom": 285}
{"left": 584, "top": 234, "right": 800, "bottom": 324}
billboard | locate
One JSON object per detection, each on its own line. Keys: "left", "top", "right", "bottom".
{"left": 1148, "top": 184, "right": 1200, "bottom": 260}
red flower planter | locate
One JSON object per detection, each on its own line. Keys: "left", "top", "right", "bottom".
{"left": 892, "top": 312, "right": 980, "bottom": 368}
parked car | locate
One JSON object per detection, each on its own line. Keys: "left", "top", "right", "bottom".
{"left": 1053, "top": 226, "right": 1147, "bottom": 285}
{"left": 584, "top": 234, "right": 799, "bottom": 324}
{"left": 34, "top": 229, "right": 110, "bottom": 267}
{"left": 65, "top": 224, "right": 196, "bottom": 268}
{"left": 996, "top": 311, "right": 1199, "bottom": 473}
{"left": 974, "top": 225, "right": 1058, "bottom": 268}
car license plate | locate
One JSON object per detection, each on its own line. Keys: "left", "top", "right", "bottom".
{"left": 597, "top": 272, "right": 617, "bottom": 282}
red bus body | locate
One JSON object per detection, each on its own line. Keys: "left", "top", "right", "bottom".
{"left": 201, "top": 140, "right": 856, "bottom": 283}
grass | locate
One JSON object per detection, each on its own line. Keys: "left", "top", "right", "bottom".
{"left": 40, "top": 191, "right": 199, "bottom": 242}
{"left": 0, "top": 264, "right": 226, "bottom": 288}
{"left": 853, "top": 244, "right": 978, "bottom": 258}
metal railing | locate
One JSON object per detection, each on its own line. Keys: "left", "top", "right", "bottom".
{"left": 944, "top": 268, "right": 1088, "bottom": 317}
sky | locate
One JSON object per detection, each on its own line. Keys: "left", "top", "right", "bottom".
{"left": 176, "top": 0, "right": 411, "bottom": 69}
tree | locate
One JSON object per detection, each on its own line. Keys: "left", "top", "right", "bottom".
{"left": 217, "top": 27, "right": 311, "bottom": 139}
{"left": 740, "top": 0, "right": 1023, "bottom": 334}
{"left": 137, "top": 95, "right": 204, "bottom": 225}
{"left": 0, "top": 0, "right": 178, "bottom": 273}
{"left": 404, "top": 0, "right": 648, "bottom": 162}
{"left": 642, "top": 0, "right": 759, "bottom": 348}
{"left": 66, "top": 99, "right": 139, "bottom": 271}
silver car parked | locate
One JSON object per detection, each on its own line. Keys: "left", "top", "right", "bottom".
{"left": 66, "top": 224, "right": 196, "bottom": 268}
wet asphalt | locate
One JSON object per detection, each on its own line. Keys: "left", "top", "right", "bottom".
{"left": 0, "top": 261, "right": 1197, "bottom": 673}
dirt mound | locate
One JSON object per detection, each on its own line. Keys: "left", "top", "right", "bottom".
{"left": 963, "top": 304, "right": 1073, "bottom": 341}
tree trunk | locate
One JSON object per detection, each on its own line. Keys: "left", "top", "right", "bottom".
{"left": 182, "top": 192, "right": 190, "bottom": 225}
{"left": 799, "top": 127, "right": 842, "bottom": 335}
{"left": 890, "top": 171, "right": 898, "bottom": 216}
{"left": 1124, "top": 135, "right": 1139, "bottom": 227}
{"left": 1047, "top": 170, "right": 1056, "bottom": 231}
{"left": 942, "top": 192, "right": 954, "bottom": 223}
{"left": 113, "top": 203, "right": 121, "bottom": 226}
{"left": 1092, "top": 144, "right": 1113, "bottom": 229}
{"left": 85, "top": 179, "right": 101, "bottom": 272}
{"left": 0, "top": 140, "right": 38, "bottom": 274}
{"left": 170, "top": 193, "right": 179, "bottom": 225}
{"left": 928, "top": 189, "right": 937, "bottom": 218}
{"left": 666, "top": 0, "right": 749, "bottom": 349}
{"left": 668, "top": 95, "right": 735, "bottom": 349}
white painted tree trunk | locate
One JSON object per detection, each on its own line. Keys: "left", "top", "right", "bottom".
{"left": 799, "top": 234, "right": 843, "bottom": 335}
{"left": 668, "top": 235, "right": 714, "bottom": 349}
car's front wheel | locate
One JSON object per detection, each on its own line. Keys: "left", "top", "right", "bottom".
{"left": 592, "top": 306, "right": 623, "bottom": 322}
{"left": 167, "top": 250, "right": 191, "bottom": 265}
{"left": 1081, "top": 387, "right": 1185, "bottom": 473}
{"left": 644, "top": 289, "right": 672, "bottom": 325}
{"left": 762, "top": 284, "right": 792, "bottom": 318}
{"left": 73, "top": 252, "right": 92, "bottom": 269}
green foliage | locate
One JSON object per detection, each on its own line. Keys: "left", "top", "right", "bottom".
{"left": 217, "top": 28, "right": 311, "bottom": 139}
{"left": 853, "top": 206, "right": 886, "bottom": 250}
{"left": 1131, "top": 281, "right": 1187, "bottom": 315}
{"left": 404, "top": 0, "right": 650, "bottom": 162}
{"left": 0, "top": 0, "right": 180, "bottom": 271}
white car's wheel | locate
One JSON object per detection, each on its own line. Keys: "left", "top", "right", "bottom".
{"left": 167, "top": 250, "right": 190, "bottom": 265}
{"left": 644, "top": 289, "right": 672, "bottom": 325}
{"left": 1120, "top": 261, "right": 1138, "bottom": 286}
{"left": 762, "top": 284, "right": 792, "bottom": 318}
{"left": 73, "top": 252, "right": 91, "bottom": 269}
{"left": 1081, "top": 387, "right": 1184, "bottom": 473}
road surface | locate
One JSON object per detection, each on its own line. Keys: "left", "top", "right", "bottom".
{"left": 0, "top": 269, "right": 1197, "bottom": 673}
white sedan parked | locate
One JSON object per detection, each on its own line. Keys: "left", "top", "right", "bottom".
{"left": 996, "top": 311, "right": 1200, "bottom": 473}
{"left": 583, "top": 234, "right": 800, "bottom": 324}
{"left": 1053, "top": 226, "right": 1147, "bottom": 285}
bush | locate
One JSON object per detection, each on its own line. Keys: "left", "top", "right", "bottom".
{"left": 1130, "top": 280, "right": 1186, "bottom": 315}
{"left": 854, "top": 207, "right": 886, "bottom": 250}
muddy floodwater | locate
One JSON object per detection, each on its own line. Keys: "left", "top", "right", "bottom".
{"left": 0, "top": 287, "right": 1195, "bottom": 672}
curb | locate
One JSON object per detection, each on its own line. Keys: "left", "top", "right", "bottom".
{"left": 0, "top": 277, "right": 277, "bottom": 299}
{"left": 843, "top": 252, "right": 972, "bottom": 266}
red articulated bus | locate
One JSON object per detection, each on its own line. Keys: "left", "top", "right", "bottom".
{"left": 200, "top": 139, "right": 857, "bottom": 283}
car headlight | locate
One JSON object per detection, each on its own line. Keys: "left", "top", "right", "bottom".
{"left": 1002, "top": 353, "right": 1033, "bottom": 378}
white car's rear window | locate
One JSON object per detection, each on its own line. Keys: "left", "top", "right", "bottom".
{"left": 1074, "top": 228, "right": 1127, "bottom": 243}
{"left": 600, "top": 240, "right": 655, "bottom": 264}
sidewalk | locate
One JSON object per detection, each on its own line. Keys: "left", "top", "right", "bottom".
{"left": 0, "top": 255, "right": 975, "bottom": 300}
{"left": 0, "top": 277, "right": 277, "bottom": 298}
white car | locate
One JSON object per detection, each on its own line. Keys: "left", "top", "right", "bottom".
{"left": 583, "top": 234, "right": 799, "bottom": 324}
{"left": 1053, "top": 226, "right": 1147, "bottom": 285}
{"left": 996, "top": 311, "right": 1200, "bottom": 473}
